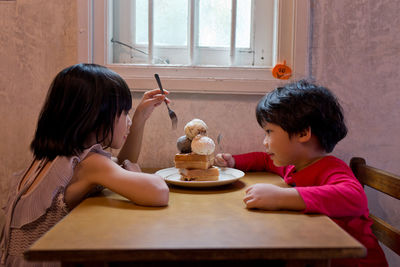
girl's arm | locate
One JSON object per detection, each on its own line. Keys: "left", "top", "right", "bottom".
{"left": 117, "top": 89, "right": 169, "bottom": 164}
{"left": 66, "top": 153, "right": 169, "bottom": 208}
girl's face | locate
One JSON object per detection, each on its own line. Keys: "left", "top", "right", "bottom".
{"left": 262, "top": 122, "right": 302, "bottom": 167}
{"left": 111, "top": 110, "right": 132, "bottom": 149}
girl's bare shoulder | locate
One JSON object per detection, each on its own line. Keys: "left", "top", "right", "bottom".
{"left": 75, "top": 152, "right": 120, "bottom": 181}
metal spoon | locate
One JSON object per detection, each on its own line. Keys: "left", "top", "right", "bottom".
{"left": 217, "top": 133, "right": 223, "bottom": 153}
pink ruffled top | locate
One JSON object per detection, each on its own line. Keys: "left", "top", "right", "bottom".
{"left": 0, "top": 144, "right": 110, "bottom": 266}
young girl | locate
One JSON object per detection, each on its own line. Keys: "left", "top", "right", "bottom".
{"left": 215, "top": 80, "right": 388, "bottom": 267}
{"left": 0, "top": 63, "right": 169, "bottom": 266}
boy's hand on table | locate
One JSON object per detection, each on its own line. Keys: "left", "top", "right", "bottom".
{"left": 244, "top": 184, "right": 283, "bottom": 210}
{"left": 215, "top": 153, "right": 235, "bottom": 168}
{"left": 244, "top": 184, "right": 306, "bottom": 211}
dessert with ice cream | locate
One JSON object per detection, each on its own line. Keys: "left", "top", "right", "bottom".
{"left": 174, "top": 119, "right": 219, "bottom": 181}
{"left": 184, "top": 118, "right": 207, "bottom": 139}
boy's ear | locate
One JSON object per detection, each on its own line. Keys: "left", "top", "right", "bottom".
{"left": 297, "top": 127, "right": 312, "bottom": 143}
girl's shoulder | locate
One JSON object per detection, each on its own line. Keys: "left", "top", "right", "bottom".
{"left": 73, "top": 149, "right": 121, "bottom": 187}
{"left": 78, "top": 144, "right": 111, "bottom": 161}
{"left": 78, "top": 151, "right": 116, "bottom": 173}
{"left": 74, "top": 144, "right": 113, "bottom": 173}
{"left": 64, "top": 147, "right": 116, "bottom": 208}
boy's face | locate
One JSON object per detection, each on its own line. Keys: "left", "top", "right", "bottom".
{"left": 262, "top": 122, "right": 302, "bottom": 167}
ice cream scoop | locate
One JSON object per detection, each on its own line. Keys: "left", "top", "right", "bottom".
{"left": 177, "top": 135, "right": 192, "bottom": 153}
{"left": 184, "top": 119, "right": 208, "bottom": 140}
{"left": 191, "top": 135, "right": 215, "bottom": 155}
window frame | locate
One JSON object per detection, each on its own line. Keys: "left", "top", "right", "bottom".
{"left": 78, "top": 0, "right": 310, "bottom": 94}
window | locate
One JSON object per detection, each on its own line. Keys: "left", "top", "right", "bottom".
{"left": 78, "top": 0, "right": 310, "bottom": 94}
{"left": 111, "top": 0, "right": 272, "bottom": 67}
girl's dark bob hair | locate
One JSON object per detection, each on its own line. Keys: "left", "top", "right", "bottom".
{"left": 256, "top": 79, "right": 347, "bottom": 153}
{"left": 31, "top": 63, "right": 132, "bottom": 160}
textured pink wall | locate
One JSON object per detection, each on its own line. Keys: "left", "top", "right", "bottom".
{"left": 0, "top": 0, "right": 398, "bottom": 265}
{"left": 311, "top": 1, "right": 400, "bottom": 173}
{"left": 310, "top": 1, "right": 400, "bottom": 265}
{"left": 0, "top": 1, "right": 77, "bottom": 207}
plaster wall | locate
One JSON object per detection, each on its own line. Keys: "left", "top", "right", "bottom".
{"left": 0, "top": 0, "right": 77, "bottom": 232}
{"left": 310, "top": 1, "right": 400, "bottom": 265}
{"left": 0, "top": 1, "right": 77, "bottom": 199}
{"left": 0, "top": 0, "right": 399, "bottom": 265}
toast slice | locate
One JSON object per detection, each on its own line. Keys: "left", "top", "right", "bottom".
{"left": 179, "top": 166, "right": 219, "bottom": 181}
{"left": 174, "top": 153, "right": 214, "bottom": 170}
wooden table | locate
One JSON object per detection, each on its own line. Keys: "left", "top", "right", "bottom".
{"left": 25, "top": 171, "right": 366, "bottom": 266}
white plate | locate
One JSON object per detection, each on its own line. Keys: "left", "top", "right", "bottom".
{"left": 156, "top": 167, "right": 244, "bottom": 188}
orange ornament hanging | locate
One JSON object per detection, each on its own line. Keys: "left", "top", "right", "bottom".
{"left": 272, "top": 60, "right": 292, "bottom": 80}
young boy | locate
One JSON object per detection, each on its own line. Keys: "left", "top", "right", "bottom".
{"left": 215, "top": 80, "right": 387, "bottom": 267}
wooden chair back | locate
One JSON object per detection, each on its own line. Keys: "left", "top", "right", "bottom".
{"left": 350, "top": 157, "right": 400, "bottom": 256}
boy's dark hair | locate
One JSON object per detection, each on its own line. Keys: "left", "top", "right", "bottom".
{"left": 31, "top": 63, "right": 132, "bottom": 160}
{"left": 256, "top": 79, "right": 347, "bottom": 153}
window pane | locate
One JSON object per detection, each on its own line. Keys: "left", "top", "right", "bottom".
{"left": 154, "top": 0, "right": 188, "bottom": 46}
{"left": 236, "top": 0, "right": 252, "bottom": 48}
{"left": 199, "top": 0, "right": 231, "bottom": 48}
{"left": 135, "top": 0, "right": 148, "bottom": 45}
{"left": 110, "top": 0, "right": 274, "bottom": 67}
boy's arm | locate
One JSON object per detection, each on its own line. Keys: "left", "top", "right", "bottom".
{"left": 244, "top": 164, "right": 368, "bottom": 216}
{"left": 296, "top": 177, "right": 368, "bottom": 217}
{"left": 233, "top": 152, "right": 270, "bottom": 171}
{"left": 233, "top": 152, "right": 288, "bottom": 177}
{"left": 244, "top": 183, "right": 306, "bottom": 210}
{"left": 294, "top": 158, "right": 369, "bottom": 217}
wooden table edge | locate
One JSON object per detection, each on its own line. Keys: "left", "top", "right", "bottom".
{"left": 25, "top": 246, "right": 366, "bottom": 262}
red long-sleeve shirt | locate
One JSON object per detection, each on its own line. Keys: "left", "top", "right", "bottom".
{"left": 234, "top": 152, "right": 388, "bottom": 267}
